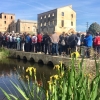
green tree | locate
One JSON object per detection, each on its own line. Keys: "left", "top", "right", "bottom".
{"left": 88, "top": 22, "right": 100, "bottom": 35}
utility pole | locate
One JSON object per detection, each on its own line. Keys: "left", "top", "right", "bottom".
{"left": 86, "top": 22, "right": 89, "bottom": 32}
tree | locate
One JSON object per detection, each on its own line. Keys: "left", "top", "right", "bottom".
{"left": 88, "top": 22, "right": 100, "bottom": 35}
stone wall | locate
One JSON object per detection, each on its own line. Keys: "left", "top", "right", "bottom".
{"left": 8, "top": 49, "right": 98, "bottom": 75}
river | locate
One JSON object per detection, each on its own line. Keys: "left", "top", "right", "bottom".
{"left": 0, "top": 58, "right": 56, "bottom": 100}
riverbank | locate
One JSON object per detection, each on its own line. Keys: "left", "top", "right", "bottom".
{"left": 0, "top": 48, "right": 9, "bottom": 60}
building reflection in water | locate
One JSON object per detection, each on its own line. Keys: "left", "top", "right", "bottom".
{"left": 0, "top": 58, "right": 56, "bottom": 99}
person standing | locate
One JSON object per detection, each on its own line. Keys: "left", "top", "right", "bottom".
{"left": 84, "top": 31, "right": 93, "bottom": 58}
{"left": 51, "top": 31, "right": 59, "bottom": 56}
{"left": 93, "top": 32, "right": 100, "bottom": 58}
{"left": 59, "top": 32, "right": 66, "bottom": 56}
{"left": 16, "top": 35, "right": 21, "bottom": 51}
{"left": 43, "top": 33, "right": 51, "bottom": 54}
{"left": 0, "top": 32, "right": 3, "bottom": 47}
{"left": 31, "top": 34, "right": 37, "bottom": 53}
{"left": 25, "top": 34, "right": 31, "bottom": 52}
{"left": 37, "top": 33, "right": 42, "bottom": 53}
{"left": 68, "top": 33, "right": 78, "bottom": 54}
{"left": 9, "top": 34, "right": 13, "bottom": 48}
{"left": 20, "top": 34, "right": 25, "bottom": 51}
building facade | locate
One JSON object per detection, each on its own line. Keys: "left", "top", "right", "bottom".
{"left": 9, "top": 20, "right": 17, "bottom": 33}
{"left": 38, "top": 5, "right": 76, "bottom": 35}
{"left": 10, "top": 19, "right": 37, "bottom": 34}
{"left": 0, "top": 13, "right": 15, "bottom": 32}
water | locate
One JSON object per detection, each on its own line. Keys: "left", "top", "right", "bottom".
{"left": 0, "top": 59, "right": 56, "bottom": 100}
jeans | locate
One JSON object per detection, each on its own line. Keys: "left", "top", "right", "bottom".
{"left": 95, "top": 46, "right": 100, "bottom": 54}
{"left": 21, "top": 43, "right": 25, "bottom": 51}
{"left": 32, "top": 43, "right": 37, "bottom": 52}
{"left": 17, "top": 43, "right": 20, "bottom": 50}
{"left": 85, "top": 46, "right": 91, "bottom": 58}
{"left": 37, "top": 42, "right": 41, "bottom": 52}
{"left": 52, "top": 43, "right": 58, "bottom": 55}
{"left": 44, "top": 44, "right": 49, "bottom": 54}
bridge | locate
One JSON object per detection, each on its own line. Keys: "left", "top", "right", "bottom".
{"left": 8, "top": 49, "right": 96, "bottom": 74}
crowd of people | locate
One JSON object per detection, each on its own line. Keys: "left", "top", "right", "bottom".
{"left": 0, "top": 31, "right": 100, "bottom": 58}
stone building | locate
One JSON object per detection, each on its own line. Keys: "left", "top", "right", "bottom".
{"left": 10, "top": 19, "right": 37, "bottom": 34}
{"left": 38, "top": 5, "right": 76, "bottom": 35}
{"left": 0, "top": 12, "right": 15, "bottom": 32}
{"left": 9, "top": 20, "right": 17, "bottom": 33}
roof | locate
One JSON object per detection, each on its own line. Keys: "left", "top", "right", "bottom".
{"left": 38, "top": 9, "right": 57, "bottom": 15}
{"left": 0, "top": 12, "right": 15, "bottom": 15}
{"left": 38, "top": 5, "right": 75, "bottom": 15}
{"left": 18, "top": 19, "right": 37, "bottom": 23}
{"left": 58, "top": 5, "right": 76, "bottom": 13}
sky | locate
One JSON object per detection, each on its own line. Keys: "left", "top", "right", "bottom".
{"left": 0, "top": 0, "right": 100, "bottom": 32}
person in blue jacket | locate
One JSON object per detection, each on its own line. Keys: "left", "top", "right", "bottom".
{"left": 84, "top": 31, "right": 93, "bottom": 58}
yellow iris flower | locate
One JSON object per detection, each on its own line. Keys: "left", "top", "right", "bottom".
{"left": 26, "top": 75, "right": 29, "bottom": 79}
{"left": 47, "top": 81, "right": 52, "bottom": 85}
{"left": 53, "top": 75, "right": 59, "bottom": 79}
{"left": 71, "top": 51, "right": 80, "bottom": 58}
{"left": 26, "top": 67, "right": 35, "bottom": 76}
{"left": 53, "top": 65, "right": 60, "bottom": 70}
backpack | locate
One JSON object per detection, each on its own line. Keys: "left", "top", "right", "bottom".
{"left": 32, "top": 37, "right": 36, "bottom": 43}
{"left": 6, "top": 36, "right": 10, "bottom": 42}
{"left": 77, "top": 37, "right": 81, "bottom": 46}
{"left": 37, "top": 34, "right": 42, "bottom": 43}
{"left": 94, "top": 36, "right": 100, "bottom": 45}
{"left": 61, "top": 39, "right": 65, "bottom": 45}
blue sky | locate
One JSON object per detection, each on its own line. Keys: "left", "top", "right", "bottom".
{"left": 0, "top": 0, "right": 100, "bottom": 32}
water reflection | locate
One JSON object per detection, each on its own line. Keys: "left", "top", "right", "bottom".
{"left": 0, "top": 59, "right": 56, "bottom": 99}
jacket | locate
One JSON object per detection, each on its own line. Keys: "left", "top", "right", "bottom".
{"left": 84, "top": 34, "right": 93, "bottom": 47}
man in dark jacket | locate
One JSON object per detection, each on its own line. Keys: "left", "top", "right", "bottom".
{"left": 43, "top": 33, "right": 51, "bottom": 54}
{"left": 68, "top": 33, "right": 78, "bottom": 53}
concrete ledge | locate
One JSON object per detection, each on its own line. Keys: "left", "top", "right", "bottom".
{"left": 8, "top": 49, "right": 99, "bottom": 75}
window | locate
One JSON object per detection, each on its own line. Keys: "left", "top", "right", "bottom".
{"left": 11, "top": 16, "right": 13, "bottom": 19}
{"left": 41, "top": 17, "right": 42, "bottom": 19}
{"left": 62, "top": 12, "right": 64, "bottom": 16}
{"left": 4, "top": 16, "right": 6, "bottom": 19}
{"left": 71, "top": 21, "right": 73, "bottom": 26}
{"left": 71, "top": 14, "right": 73, "bottom": 18}
{"left": 0, "top": 15, "right": 2, "bottom": 18}
{"left": 28, "top": 27, "right": 30, "bottom": 30}
{"left": 52, "top": 13, "right": 54, "bottom": 16}
{"left": 44, "top": 15, "right": 46, "bottom": 18}
{"left": 48, "top": 21, "right": 50, "bottom": 25}
{"left": 52, "top": 21, "right": 54, "bottom": 25}
{"left": 61, "top": 20, "right": 64, "bottom": 27}
{"left": 48, "top": 14, "right": 50, "bottom": 17}
{"left": 44, "top": 22, "right": 46, "bottom": 26}
{"left": 4, "top": 21, "right": 6, "bottom": 24}
{"left": 41, "top": 23, "right": 42, "bottom": 27}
